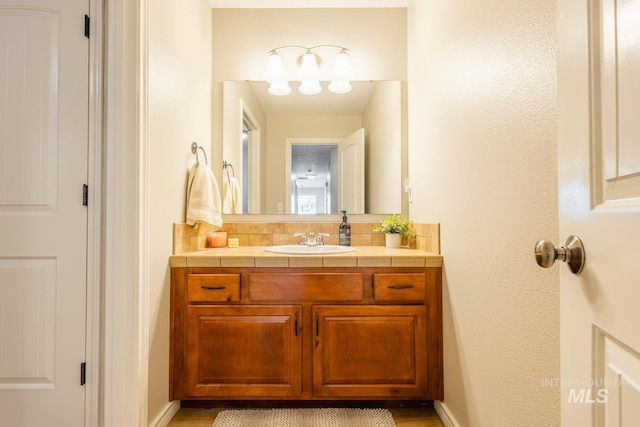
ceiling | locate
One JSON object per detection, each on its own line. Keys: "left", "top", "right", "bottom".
{"left": 209, "top": 0, "right": 409, "bottom": 8}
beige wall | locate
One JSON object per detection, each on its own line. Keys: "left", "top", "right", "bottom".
{"left": 147, "top": 0, "right": 212, "bottom": 422}
{"left": 407, "top": 1, "right": 560, "bottom": 426}
{"left": 363, "top": 80, "right": 402, "bottom": 213}
{"left": 211, "top": 8, "right": 406, "bottom": 81}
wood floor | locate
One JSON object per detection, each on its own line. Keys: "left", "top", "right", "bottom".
{"left": 167, "top": 405, "right": 445, "bottom": 427}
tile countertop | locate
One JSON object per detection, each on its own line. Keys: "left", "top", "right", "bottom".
{"left": 170, "top": 246, "right": 443, "bottom": 268}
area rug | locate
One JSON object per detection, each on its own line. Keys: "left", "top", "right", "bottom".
{"left": 212, "top": 408, "right": 396, "bottom": 427}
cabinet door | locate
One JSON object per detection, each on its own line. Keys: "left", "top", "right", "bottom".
{"left": 186, "top": 305, "right": 302, "bottom": 397}
{"left": 313, "top": 305, "right": 427, "bottom": 398}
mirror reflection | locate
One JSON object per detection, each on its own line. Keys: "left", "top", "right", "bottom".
{"left": 287, "top": 128, "right": 364, "bottom": 215}
{"left": 222, "top": 80, "right": 403, "bottom": 214}
{"left": 291, "top": 144, "right": 336, "bottom": 214}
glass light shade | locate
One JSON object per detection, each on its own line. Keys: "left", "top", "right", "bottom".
{"left": 299, "top": 52, "right": 320, "bottom": 81}
{"left": 299, "top": 80, "right": 322, "bottom": 95}
{"left": 268, "top": 80, "right": 292, "bottom": 96}
{"left": 331, "top": 50, "right": 351, "bottom": 79}
{"left": 263, "top": 52, "right": 286, "bottom": 83}
{"left": 328, "top": 80, "right": 352, "bottom": 94}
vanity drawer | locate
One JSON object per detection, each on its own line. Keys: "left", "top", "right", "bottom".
{"left": 373, "top": 273, "right": 425, "bottom": 303}
{"left": 187, "top": 274, "right": 240, "bottom": 302}
{"left": 249, "top": 273, "right": 363, "bottom": 302}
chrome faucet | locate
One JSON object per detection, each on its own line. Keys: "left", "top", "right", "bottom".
{"left": 294, "top": 233, "right": 307, "bottom": 245}
{"left": 307, "top": 233, "right": 317, "bottom": 246}
{"left": 294, "top": 232, "right": 330, "bottom": 246}
{"left": 317, "top": 233, "right": 330, "bottom": 246}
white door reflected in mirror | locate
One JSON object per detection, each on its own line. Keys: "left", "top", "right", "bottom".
{"left": 286, "top": 129, "right": 364, "bottom": 214}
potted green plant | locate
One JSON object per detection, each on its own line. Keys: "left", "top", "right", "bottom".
{"left": 373, "top": 214, "right": 415, "bottom": 248}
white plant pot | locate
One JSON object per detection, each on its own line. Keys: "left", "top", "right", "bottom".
{"left": 385, "top": 233, "right": 402, "bottom": 248}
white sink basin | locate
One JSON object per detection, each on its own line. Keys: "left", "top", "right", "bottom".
{"left": 264, "top": 245, "right": 355, "bottom": 255}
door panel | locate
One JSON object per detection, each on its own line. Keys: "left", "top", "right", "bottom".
{"left": 558, "top": 0, "right": 640, "bottom": 424}
{"left": 0, "top": 8, "right": 59, "bottom": 212}
{"left": 313, "top": 305, "right": 427, "bottom": 398}
{"left": 613, "top": 0, "right": 640, "bottom": 178}
{"left": 0, "top": 259, "right": 56, "bottom": 386}
{"left": 0, "top": 0, "right": 88, "bottom": 425}
{"left": 186, "top": 305, "right": 302, "bottom": 397}
{"left": 595, "top": 0, "right": 640, "bottom": 205}
{"left": 594, "top": 330, "right": 640, "bottom": 425}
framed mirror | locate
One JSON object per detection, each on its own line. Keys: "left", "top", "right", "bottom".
{"left": 222, "top": 80, "right": 403, "bottom": 214}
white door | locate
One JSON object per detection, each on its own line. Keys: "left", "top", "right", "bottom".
{"left": 339, "top": 128, "right": 365, "bottom": 214}
{"left": 557, "top": 0, "right": 640, "bottom": 425}
{"left": 0, "top": 0, "right": 89, "bottom": 425}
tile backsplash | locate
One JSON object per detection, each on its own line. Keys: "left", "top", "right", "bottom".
{"left": 173, "top": 221, "right": 440, "bottom": 255}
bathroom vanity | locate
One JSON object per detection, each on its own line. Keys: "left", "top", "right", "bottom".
{"left": 169, "top": 247, "right": 443, "bottom": 402}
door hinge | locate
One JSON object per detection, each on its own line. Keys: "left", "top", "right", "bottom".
{"left": 80, "top": 362, "right": 86, "bottom": 386}
{"left": 84, "top": 15, "right": 90, "bottom": 38}
{"left": 83, "top": 184, "right": 88, "bottom": 206}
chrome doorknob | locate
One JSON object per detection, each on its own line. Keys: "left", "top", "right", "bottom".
{"left": 534, "top": 235, "right": 585, "bottom": 275}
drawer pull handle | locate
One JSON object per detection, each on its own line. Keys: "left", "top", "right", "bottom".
{"left": 294, "top": 311, "right": 299, "bottom": 337}
{"left": 315, "top": 312, "right": 320, "bottom": 337}
{"left": 388, "top": 285, "right": 414, "bottom": 290}
{"left": 200, "top": 286, "right": 227, "bottom": 290}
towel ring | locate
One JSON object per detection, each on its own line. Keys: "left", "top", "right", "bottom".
{"left": 191, "top": 142, "right": 208, "bottom": 165}
{"left": 223, "top": 161, "right": 235, "bottom": 181}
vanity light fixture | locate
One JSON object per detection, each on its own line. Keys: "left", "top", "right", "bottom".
{"left": 263, "top": 45, "right": 352, "bottom": 95}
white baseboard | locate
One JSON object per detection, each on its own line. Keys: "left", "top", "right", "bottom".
{"left": 434, "top": 401, "right": 461, "bottom": 427}
{"left": 149, "top": 401, "right": 180, "bottom": 427}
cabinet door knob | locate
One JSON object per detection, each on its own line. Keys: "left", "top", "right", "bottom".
{"left": 294, "top": 311, "right": 299, "bottom": 337}
{"left": 315, "top": 312, "right": 320, "bottom": 337}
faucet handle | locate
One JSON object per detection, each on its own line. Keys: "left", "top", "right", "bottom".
{"left": 317, "top": 233, "right": 330, "bottom": 246}
{"left": 293, "top": 232, "right": 307, "bottom": 245}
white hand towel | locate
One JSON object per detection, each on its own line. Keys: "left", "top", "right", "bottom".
{"left": 186, "top": 162, "right": 223, "bottom": 228}
{"left": 223, "top": 176, "right": 241, "bottom": 214}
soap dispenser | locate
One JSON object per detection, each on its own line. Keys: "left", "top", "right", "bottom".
{"left": 339, "top": 210, "right": 351, "bottom": 246}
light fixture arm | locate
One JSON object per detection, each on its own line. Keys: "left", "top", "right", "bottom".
{"left": 267, "top": 45, "right": 350, "bottom": 55}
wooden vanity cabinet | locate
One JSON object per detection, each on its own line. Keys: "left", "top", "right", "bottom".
{"left": 170, "top": 267, "right": 443, "bottom": 402}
